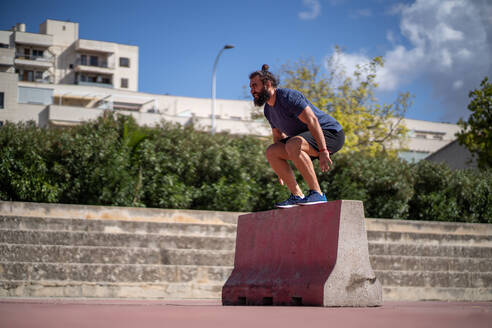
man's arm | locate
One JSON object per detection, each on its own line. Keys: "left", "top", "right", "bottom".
{"left": 272, "top": 127, "right": 287, "bottom": 143}
{"left": 297, "top": 106, "right": 333, "bottom": 172}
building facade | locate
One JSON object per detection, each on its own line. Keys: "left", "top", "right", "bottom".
{"left": 0, "top": 19, "right": 461, "bottom": 162}
{"left": 0, "top": 20, "right": 138, "bottom": 91}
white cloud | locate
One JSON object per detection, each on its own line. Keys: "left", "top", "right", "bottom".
{"left": 325, "top": 0, "right": 492, "bottom": 122}
{"left": 350, "top": 9, "right": 372, "bottom": 19}
{"left": 386, "top": 30, "right": 396, "bottom": 44}
{"left": 328, "top": 0, "right": 346, "bottom": 6}
{"left": 453, "top": 80, "right": 464, "bottom": 90}
{"left": 299, "top": 0, "right": 321, "bottom": 20}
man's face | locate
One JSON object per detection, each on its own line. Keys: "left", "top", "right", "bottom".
{"left": 250, "top": 75, "right": 270, "bottom": 106}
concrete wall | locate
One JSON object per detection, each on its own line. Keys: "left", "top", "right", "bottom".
{"left": 114, "top": 43, "right": 138, "bottom": 92}
{"left": 14, "top": 31, "right": 53, "bottom": 47}
{"left": 0, "top": 200, "right": 244, "bottom": 225}
{"left": 0, "top": 72, "right": 19, "bottom": 123}
{"left": 40, "top": 20, "right": 79, "bottom": 47}
{"left": 0, "top": 31, "right": 12, "bottom": 46}
{"left": 403, "top": 118, "right": 460, "bottom": 153}
{"left": 426, "top": 140, "right": 478, "bottom": 170}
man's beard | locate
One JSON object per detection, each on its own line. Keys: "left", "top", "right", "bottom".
{"left": 253, "top": 87, "right": 270, "bottom": 106}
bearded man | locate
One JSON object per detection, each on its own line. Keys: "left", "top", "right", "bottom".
{"left": 249, "top": 64, "right": 345, "bottom": 208}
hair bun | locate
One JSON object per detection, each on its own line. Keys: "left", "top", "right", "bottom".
{"left": 261, "top": 64, "right": 269, "bottom": 71}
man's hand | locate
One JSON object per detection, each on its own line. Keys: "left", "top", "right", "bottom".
{"left": 319, "top": 150, "right": 333, "bottom": 172}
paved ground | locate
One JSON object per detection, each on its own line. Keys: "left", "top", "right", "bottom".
{"left": 1, "top": 299, "right": 491, "bottom": 328}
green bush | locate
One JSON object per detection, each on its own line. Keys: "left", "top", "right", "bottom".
{"left": 320, "top": 152, "right": 414, "bottom": 219}
{"left": 408, "top": 160, "right": 492, "bottom": 223}
{"left": 0, "top": 112, "right": 490, "bottom": 223}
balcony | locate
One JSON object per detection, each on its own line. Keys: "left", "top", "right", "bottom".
{"left": 14, "top": 31, "right": 53, "bottom": 48}
{"left": 41, "top": 105, "right": 104, "bottom": 127}
{"left": 76, "top": 81, "right": 113, "bottom": 88}
{"left": 74, "top": 58, "right": 114, "bottom": 75}
{"left": 75, "top": 39, "right": 116, "bottom": 54}
{"left": 75, "top": 73, "right": 113, "bottom": 88}
{"left": 15, "top": 53, "right": 54, "bottom": 69}
{"left": 0, "top": 48, "right": 14, "bottom": 66}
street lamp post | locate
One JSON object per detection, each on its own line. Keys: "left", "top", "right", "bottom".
{"left": 211, "top": 44, "right": 234, "bottom": 135}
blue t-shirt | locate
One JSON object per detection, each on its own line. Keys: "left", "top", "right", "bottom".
{"left": 264, "top": 88, "right": 342, "bottom": 137}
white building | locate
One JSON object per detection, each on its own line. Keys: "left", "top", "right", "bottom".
{"left": 0, "top": 19, "right": 461, "bottom": 162}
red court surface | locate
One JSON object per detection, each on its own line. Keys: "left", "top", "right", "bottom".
{"left": 1, "top": 299, "right": 491, "bottom": 328}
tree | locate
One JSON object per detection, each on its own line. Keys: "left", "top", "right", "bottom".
{"left": 278, "top": 48, "right": 411, "bottom": 155}
{"left": 456, "top": 76, "right": 492, "bottom": 170}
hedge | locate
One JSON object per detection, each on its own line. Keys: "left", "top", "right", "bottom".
{"left": 0, "top": 112, "right": 490, "bottom": 223}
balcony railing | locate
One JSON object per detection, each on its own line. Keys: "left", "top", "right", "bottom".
{"left": 18, "top": 76, "right": 54, "bottom": 84}
{"left": 75, "top": 80, "right": 113, "bottom": 88}
{"left": 75, "top": 58, "right": 114, "bottom": 69}
{"left": 15, "top": 53, "right": 54, "bottom": 63}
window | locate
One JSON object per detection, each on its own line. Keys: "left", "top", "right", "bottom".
{"left": 119, "top": 57, "right": 130, "bottom": 67}
{"left": 80, "top": 55, "right": 87, "bottom": 65}
{"left": 26, "top": 70, "right": 34, "bottom": 82}
{"left": 62, "top": 25, "right": 66, "bottom": 31}
{"left": 35, "top": 71, "right": 43, "bottom": 80}
{"left": 0, "top": 43, "right": 8, "bottom": 48}
{"left": 90, "top": 56, "right": 98, "bottom": 67}
{"left": 0, "top": 92, "right": 4, "bottom": 109}
{"left": 32, "top": 49, "right": 44, "bottom": 58}
{"left": 121, "top": 78, "right": 128, "bottom": 88}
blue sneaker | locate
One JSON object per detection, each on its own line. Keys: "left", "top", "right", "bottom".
{"left": 298, "top": 190, "right": 327, "bottom": 205}
{"left": 275, "top": 194, "right": 305, "bottom": 209}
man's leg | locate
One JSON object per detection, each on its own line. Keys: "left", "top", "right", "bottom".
{"left": 265, "top": 143, "right": 304, "bottom": 196}
{"left": 284, "top": 136, "right": 321, "bottom": 193}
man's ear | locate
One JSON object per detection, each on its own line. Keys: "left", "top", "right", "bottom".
{"left": 265, "top": 80, "right": 272, "bottom": 89}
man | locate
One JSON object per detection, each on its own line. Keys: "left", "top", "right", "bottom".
{"left": 249, "top": 64, "right": 345, "bottom": 208}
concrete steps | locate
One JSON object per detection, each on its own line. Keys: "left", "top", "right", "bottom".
{"left": 3, "top": 244, "right": 491, "bottom": 273}
{"left": 0, "top": 204, "right": 491, "bottom": 301}
{"left": 0, "top": 216, "right": 237, "bottom": 237}
{"left": 0, "top": 210, "right": 239, "bottom": 299}
{"left": 0, "top": 262, "right": 232, "bottom": 284}
{"left": 0, "top": 229, "right": 235, "bottom": 250}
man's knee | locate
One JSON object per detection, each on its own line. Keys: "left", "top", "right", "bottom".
{"left": 285, "top": 137, "right": 303, "bottom": 157}
{"left": 265, "top": 143, "right": 283, "bottom": 160}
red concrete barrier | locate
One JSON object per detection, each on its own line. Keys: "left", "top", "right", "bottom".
{"left": 222, "top": 200, "right": 382, "bottom": 307}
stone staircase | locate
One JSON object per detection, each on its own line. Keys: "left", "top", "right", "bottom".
{"left": 0, "top": 204, "right": 491, "bottom": 301}
{"left": 366, "top": 219, "right": 492, "bottom": 301}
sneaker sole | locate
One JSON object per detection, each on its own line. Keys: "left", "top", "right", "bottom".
{"left": 299, "top": 201, "right": 327, "bottom": 206}
{"left": 275, "top": 204, "right": 300, "bottom": 209}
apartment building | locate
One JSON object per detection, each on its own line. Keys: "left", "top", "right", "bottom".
{"left": 0, "top": 19, "right": 137, "bottom": 90}
{"left": 0, "top": 19, "right": 461, "bottom": 162}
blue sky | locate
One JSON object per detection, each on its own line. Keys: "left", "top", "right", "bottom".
{"left": 1, "top": 0, "right": 491, "bottom": 124}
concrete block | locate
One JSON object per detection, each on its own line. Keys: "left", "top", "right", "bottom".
{"left": 222, "top": 200, "right": 382, "bottom": 307}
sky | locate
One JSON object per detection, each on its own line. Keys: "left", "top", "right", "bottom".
{"left": 1, "top": 0, "right": 491, "bottom": 124}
